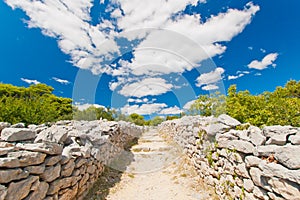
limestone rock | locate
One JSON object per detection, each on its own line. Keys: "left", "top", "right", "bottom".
{"left": 40, "top": 164, "right": 61, "bottom": 182}
{"left": 7, "top": 151, "right": 46, "bottom": 167}
{"left": 288, "top": 135, "right": 300, "bottom": 145}
{"left": 253, "top": 186, "right": 269, "bottom": 200}
{"left": 243, "top": 179, "right": 254, "bottom": 192}
{"left": 248, "top": 126, "right": 266, "bottom": 146}
{"left": 16, "top": 143, "right": 63, "bottom": 155}
{"left": 34, "top": 125, "right": 70, "bottom": 144}
{"left": 274, "top": 144, "right": 300, "bottom": 169}
{"left": 61, "top": 159, "right": 75, "bottom": 177}
{"left": 0, "top": 122, "right": 10, "bottom": 132}
{"left": 268, "top": 177, "right": 300, "bottom": 200}
{"left": 25, "top": 164, "right": 45, "bottom": 175}
{"left": 217, "top": 139, "right": 255, "bottom": 154}
{"left": 47, "top": 176, "right": 81, "bottom": 195}
{"left": 235, "top": 163, "right": 250, "bottom": 178}
{"left": 1, "top": 128, "right": 36, "bottom": 142}
{"left": 249, "top": 167, "right": 272, "bottom": 191}
{"left": 10, "top": 123, "right": 25, "bottom": 128}
{"left": 24, "top": 181, "right": 49, "bottom": 200}
{"left": 217, "top": 114, "right": 241, "bottom": 127}
{"left": 6, "top": 176, "right": 38, "bottom": 200}
{"left": 45, "top": 155, "right": 62, "bottom": 166}
{"left": 205, "top": 123, "right": 230, "bottom": 137}
{"left": 59, "top": 183, "right": 78, "bottom": 200}
{"left": 263, "top": 125, "right": 297, "bottom": 145}
{"left": 245, "top": 156, "right": 262, "bottom": 168}
{"left": 0, "top": 185, "right": 7, "bottom": 200}
{"left": 253, "top": 145, "right": 281, "bottom": 157}
{"left": 258, "top": 160, "right": 300, "bottom": 184}
{"left": 0, "top": 168, "right": 29, "bottom": 184}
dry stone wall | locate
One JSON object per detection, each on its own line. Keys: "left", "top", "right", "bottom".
{"left": 158, "top": 114, "right": 300, "bottom": 200}
{"left": 0, "top": 120, "right": 143, "bottom": 200}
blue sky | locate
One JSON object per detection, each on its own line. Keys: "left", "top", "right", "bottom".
{"left": 1, "top": 0, "right": 299, "bottom": 117}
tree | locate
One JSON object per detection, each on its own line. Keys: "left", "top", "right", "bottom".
{"left": 128, "top": 113, "right": 145, "bottom": 126}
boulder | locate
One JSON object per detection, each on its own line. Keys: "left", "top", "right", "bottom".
{"left": 40, "top": 164, "right": 61, "bottom": 182}
{"left": 258, "top": 160, "right": 300, "bottom": 184}
{"left": 25, "top": 164, "right": 45, "bottom": 175}
{"left": 248, "top": 126, "right": 266, "bottom": 146}
{"left": 6, "top": 176, "right": 39, "bottom": 200}
{"left": 1, "top": 128, "right": 36, "bottom": 142}
{"left": 0, "top": 122, "right": 10, "bottom": 132}
{"left": 217, "top": 139, "right": 255, "bottom": 154}
{"left": 268, "top": 177, "right": 300, "bottom": 200}
{"left": 10, "top": 123, "right": 25, "bottom": 128}
{"left": 0, "top": 168, "right": 29, "bottom": 184}
{"left": 8, "top": 151, "right": 46, "bottom": 167}
{"left": 217, "top": 114, "right": 241, "bottom": 127}
{"left": 0, "top": 185, "right": 7, "bottom": 200}
{"left": 34, "top": 125, "right": 70, "bottom": 144}
{"left": 249, "top": 167, "right": 272, "bottom": 191}
{"left": 16, "top": 143, "right": 63, "bottom": 155}
{"left": 263, "top": 125, "right": 297, "bottom": 145}
{"left": 288, "top": 135, "right": 300, "bottom": 145}
{"left": 274, "top": 144, "right": 300, "bottom": 169}
{"left": 24, "top": 181, "right": 49, "bottom": 200}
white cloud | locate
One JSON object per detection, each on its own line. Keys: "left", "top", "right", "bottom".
{"left": 228, "top": 73, "right": 244, "bottom": 80}
{"left": 21, "top": 78, "right": 40, "bottom": 85}
{"left": 201, "top": 84, "right": 219, "bottom": 91}
{"left": 75, "top": 103, "right": 105, "bottom": 111}
{"left": 121, "top": 103, "right": 167, "bottom": 115}
{"left": 248, "top": 46, "right": 253, "bottom": 50}
{"left": 196, "top": 67, "right": 225, "bottom": 87}
{"left": 52, "top": 77, "right": 70, "bottom": 84}
{"left": 119, "top": 78, "right": 173, "bottom": 98}
{"left": 159, "top": 106, "right": 182, "bottom": 115}
{"left": 5, "top": 0, "right": 119, "bottom": 74}
{"left": 183, "top": 100, "right": 195, "bottom": 110}
{"left": 248, "top": 53, "right": 279, "bottom": 70}
{"left": 260, "top": 48, "right": 266, "bottom": 53}
{"left": 5, "top": 1, "right": 259, "bottom": 79}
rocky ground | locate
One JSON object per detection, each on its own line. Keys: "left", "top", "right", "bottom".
{"left": 88, "top": 128, "right": 217, "bottom": 200}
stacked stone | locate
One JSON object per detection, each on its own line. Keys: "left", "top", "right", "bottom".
{"left": 158, "top": 114, "right": 300, "bottom": 200}
{"left": 0, "top": 120, "right": 143, "bottom": 200}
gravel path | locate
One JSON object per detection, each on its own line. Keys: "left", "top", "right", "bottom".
{"left": 90, "top": 129, "right": 217, "bottom": 200}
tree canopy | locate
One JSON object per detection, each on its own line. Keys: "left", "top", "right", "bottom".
{"left": 189, "top": 80, "right": 300, "bottom": 127}
{"left": 0, "top": 83, "right": 73, "bottom": 125}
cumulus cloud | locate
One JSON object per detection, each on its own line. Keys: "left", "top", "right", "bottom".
{"left": 183, "top": 100, "right": 196, "bottom": 110}
{"left": 196, "top": 67, "right": 225, "bottom": 87}
{"left": 248, "top": 53, "right": 279, "bottom": 70}
{"left": 52, "top": 77, "right": 70, "bottom": 84}
{"left": 228, "top": 74, "right": 244, "bottom": 80}
{"left": 201, "top": 84, "right": 219, "bottom": 91}
{"left": 119, "top": 78, "right": 173, "bottom": 98}
{"left": 159, "top": 106, "right": 182, "bottom": 115}
{"left": 75, "top": 103, "right": 105, "bottom": 111}
{"left": 21, "top": 78, "right": 40, "bottom": 85}
{"left": 121, "top": 103, "right": 167, "bottom": 115}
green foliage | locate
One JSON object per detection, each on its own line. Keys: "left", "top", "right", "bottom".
{"left": 189, "top": 92, "right": 226, "bottom": 116}
{"left": 190, "top": 80, "right": 300, "bottom": 127}
{"left": 226, "top": 80, "right": 300, "bottom": 127}
{"left": 0, "top": 83, "right": 72, "bottom": 125}
{"left": 148, "top": 116, "right": 164, "bottom": 126}
{"left": 166, "top": 115, "right": 180, "bottom": 120}
{"left": 73, "top": 106, "right": 115, "bottom": 121}
{"left": 128, "top": 113, "right": 145, "bottom": 126}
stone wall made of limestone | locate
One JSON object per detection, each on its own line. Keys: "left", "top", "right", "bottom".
{"left": 0, "top": 120, "right": 143, "bottom": 200}
{"left": 158, "top": 114, "right": 300, "bottom": 200}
